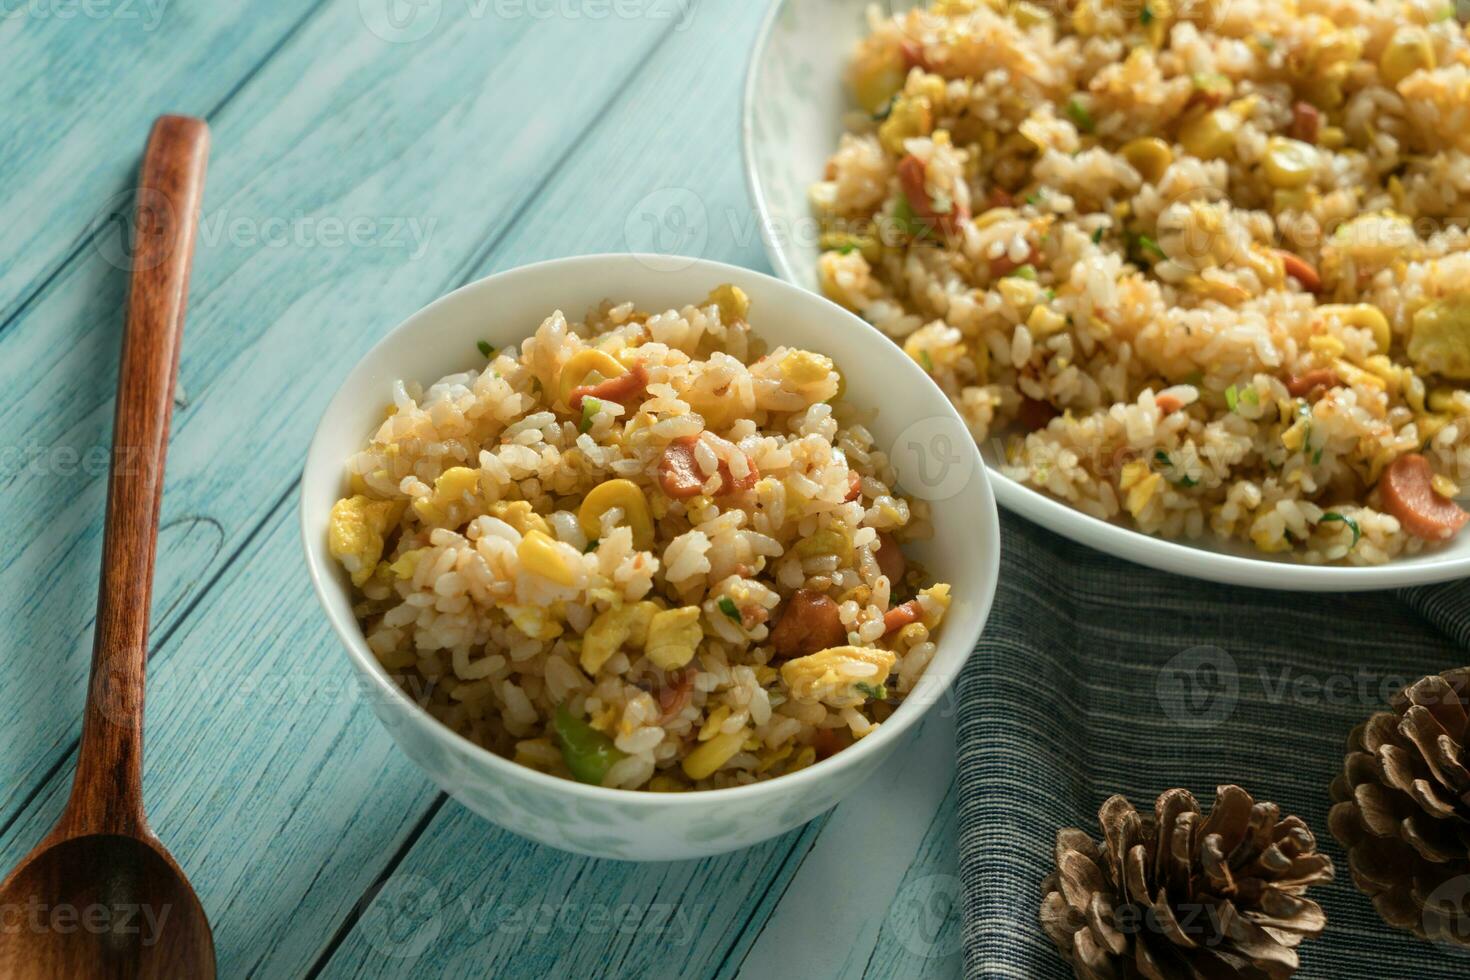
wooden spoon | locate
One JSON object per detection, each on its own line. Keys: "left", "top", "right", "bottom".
{"left": 0, "top": 115, "right": 214, "bottom": 979}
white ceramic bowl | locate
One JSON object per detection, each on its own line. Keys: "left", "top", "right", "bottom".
{"left": 302, "top": 254, "right": 999, "bottom": 860}
{"left": 742, "top": 0, "right": 1470, "bottom": 591}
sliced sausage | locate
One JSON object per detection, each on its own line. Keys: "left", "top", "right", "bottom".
{"left": 1380, "top": 453, "right": 1469, "bottom": 541}
{"left": 657, "top": 435, "right": 759, "bottom": 499}
{"left": 769, "top": 589, "right": 847, "bottom": 659}
{"left": 1017, "top": 396, "right": 1059, "bottom": 432}
{"left": 1286, "top": 369, "right": 1339, "bottom": 398}
{"left": 1155, "top": 394, "right": 1184, "bottom": 414}
{"left": 875, "top": 532, "right": 907, "bottom": 585}
{"left": 1289, "top": 102, "right": 1322, "bottom": 144}
{"left": 897, "top": 153, "right": 969, "bottom": 238}
{"left": 570, "top": 363, "right": 648, "bottom": 412}
{"left": 1278, "top": 250, "right": 1321, "bottom": 293}
{"left": 988, "top": 248, "right": 1037, "bottom": 278}
{"left": 899, "top": 40, "right": 929, "bottom": 71}
{"left": 882, "top": 599, "right": 924, "bottom": 636}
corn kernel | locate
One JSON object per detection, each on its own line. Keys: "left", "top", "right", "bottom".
{"left": 682, "top": 728, "right": 748, "bottom": 780}
{"left": 517, "top": 529, "right": 577, "bottom": 587}
{"left": 1263, "top": 137, "right": 1319, "bottom": 189}
{"left": 579, "top": 479, "right": 654, "bottom": 550}
{"left": 1120, "top": 137, "right": 1173, "bottom": 183}
{"left": 1380, "top": 27, "right": 1436, "bottom": 86}
{"left": 556, "top": 348, "right": 627, "bottom": 407}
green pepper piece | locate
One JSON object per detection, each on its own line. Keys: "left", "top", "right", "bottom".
{"left": 553, "top": 704, "right": 626, "bottom": 785}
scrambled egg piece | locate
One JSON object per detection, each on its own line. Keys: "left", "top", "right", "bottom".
{"left": 1409, "top": 297, "right": 1470, "bottom": 380}
{"left": 781, "top": 645, "right": 896, "bottom": 706}
{"left": 705, "top": 283, "right": 749, "bottom": 324}
{"left": 505, "top": 604, "right": 564, "bottom": 642}
{"left": 329, "top": 495, "right": 404, "bottom": 586}
{"left": 645, "top": 606, "right": 703, "bottom": 670}
{"left": 489, "top": 499, "right": 551, "bottom": 538}
{"left": 412, "top": 467, "right": 481, "bottom": 526}
{"left": 581, "top": 601, "right": 659, "bottom": 674}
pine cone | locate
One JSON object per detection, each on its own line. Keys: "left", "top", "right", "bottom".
{"left": 1039, "top": 785, "right": 1334, "bottom": 980}
{"left": 1329, "top": 667, "right": 1470, "bottom": 946}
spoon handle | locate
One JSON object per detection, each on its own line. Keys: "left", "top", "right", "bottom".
{"left": 63, "top": 115, "right": 210, "bottom": 839}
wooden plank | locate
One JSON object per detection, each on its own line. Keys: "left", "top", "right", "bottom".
{"left": 0, "top": 2, "right": 780, "bottom": 976}
{"left": 866, "top": 781, "right": 963, "bottom": 979}
{"left": 0, "top": 499, "right": 443, "bottom": 979}
{"left": 315, "top": 804, "right": 826, "bottom": 980}
{"left": 0, "top": 1, "right": 324, "bottom": 324}
{"left": 0, "top": 0, "right": 678, "bottom": 826}
{"left": 732, "top": 716, "right": 959, "bottom": 980}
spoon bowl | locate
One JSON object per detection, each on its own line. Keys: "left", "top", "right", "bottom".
{"left": 0, "top": 835, "right": 211, "bottom": 978}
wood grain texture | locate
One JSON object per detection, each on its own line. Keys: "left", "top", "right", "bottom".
{"left": 0, "top": 2, "right": 960, "bottom": 977}
{"left": 0, "top": 3, "right": 321, "bottom": 326}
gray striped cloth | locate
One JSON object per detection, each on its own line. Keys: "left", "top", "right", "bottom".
{"left": 956, "top": 515, "right": 1470, "bottom": 979}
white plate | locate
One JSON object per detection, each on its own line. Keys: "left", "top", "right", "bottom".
{"left": 741, "top": 0, "right": 1470, "bottom": 591}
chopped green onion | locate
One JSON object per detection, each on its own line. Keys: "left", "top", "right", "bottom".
{"left": 1010, "top": 264, "right": 1038, "bottom": 280}
{"left": 1242, "top": 386, "right": 1260, "bottom": 407}
{"left": 1066, "top": 98, "right": 1095, "bottom": 133}
{"left": 1173, "top": 474, "right": 1199, "bottom": 488}
{"left": 477, "top": 340, "right": 494, "bottom": 358}
{"left": 1225, "top": 385, "right": 1240, "bottom": 412}
{"left": 1154, "top": 450, "right": 1172, "bottom": 467}
{"left": 1321, "top": 512, "right": 1362, "bottom": 548}
{"left": 1140, "top": 3, "right": 1154, "bottom": 24}
{"left": 1183, "top": 370, "right": 1204, "bottom": 386}
{"left": 579, "top": 397, "right": 602, "bottom": 433}
{"left": 892, "top": 196, "right": 929, "bottom": 238}
{"left": 1043, "top": 288, "right": 1056, "bottom": 300}
{"left": 1025, "top": 190, "right": 1044, "bottom": 206}
{"left": 919, "top": 350, "right": 935, "bottom": 373}
{"left": 855, "top": 682, "right": 888, "bottom": 701}
{"left": 1091, "top": 227, "right": 1105, "bottom": 244}
{"left": 838, "top": 243, "right": 858, "bottom": 255}
{"left": 717, "top": 596, "right": 741, "bottom": 622}
{"left": 1137, "top": 234, "right": 1165, "bottom": 260}
{"left": 584, "top": 539, "right": 600, "bottom": 553}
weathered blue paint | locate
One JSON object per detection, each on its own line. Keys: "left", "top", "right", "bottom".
{"left": 0, "top": 3, "right": 960, "bottom": 976}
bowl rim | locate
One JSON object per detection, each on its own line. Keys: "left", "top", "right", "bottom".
{"left": 300, "top": 252, "right": 999, "bottom": 807}
{"left": 738, "top": 0, "right": 1470, "bottom": 593}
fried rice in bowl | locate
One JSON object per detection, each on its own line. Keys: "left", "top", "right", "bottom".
{"left": 301, "top": 255, "right": 997, "bottom": 859}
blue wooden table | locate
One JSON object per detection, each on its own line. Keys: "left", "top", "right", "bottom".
{"left": 0, "top": 2, "right": 964, "bottom": 976}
